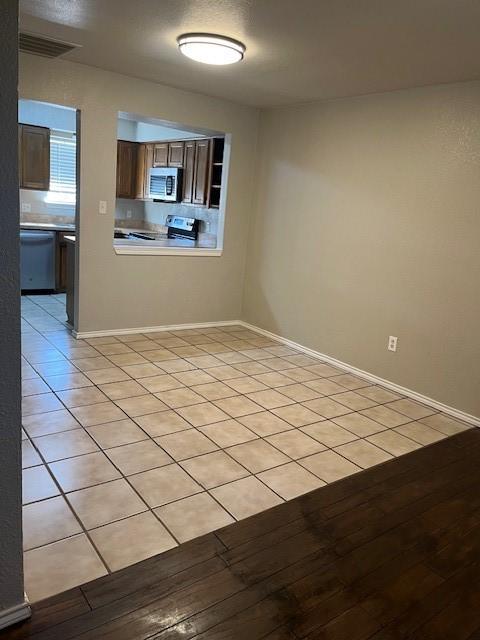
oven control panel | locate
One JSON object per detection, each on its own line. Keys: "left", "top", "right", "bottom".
{"left": 165, "top": 215, "right": 195, "bottom": 231}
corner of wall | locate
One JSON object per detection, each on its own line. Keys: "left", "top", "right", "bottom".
{"left": 0, "top": 0, "right": 27, "bottom": 617}
{"left": 239, "top": 107, "right": 265, "bottom": 322}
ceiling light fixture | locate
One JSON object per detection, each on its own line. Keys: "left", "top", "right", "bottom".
{"left": 177, "top": 33, "right": 245, "bottom": 65}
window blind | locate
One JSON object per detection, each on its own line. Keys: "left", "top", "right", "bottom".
{"left": 50, "top": 133, "right": 76, "bottom": 195}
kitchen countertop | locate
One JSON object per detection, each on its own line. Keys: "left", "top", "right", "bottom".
{"left": 114, "top": 226, "right": 152, "bottom": 235}
{"left": 19, "top": 223, "right": 221, "bottom": 255}
{"left": 20, "top": 222, "right": 75, "bottom": 232}
{"left": 114, "top": 236, "right": 216, "bottom": 249}
{"left": 114, "top": 227, "right": 218, "bottom": 253}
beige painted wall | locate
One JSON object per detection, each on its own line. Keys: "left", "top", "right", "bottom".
{"left": 19, "top": 54, "right": 480, "bottom": 416}
{"left": 243, "top": 81, "right": 480, "bottom": 417}
{"left": 19, "top": 54, "right": 259, "bottom": 332}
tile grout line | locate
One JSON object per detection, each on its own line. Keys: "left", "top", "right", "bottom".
{"left": 25, "top": 435, "right": 114, "bottom": 576}
{"left": 22, "top": 384, "right": 448, "bottom": 475}
{"left": 21, "top": 413, "right": 436, "bottom": 512}
{"left": 21, "top": 297, "right": 472, "bottom": 600}
{"left": 27, "top": 421, "right": 184, "bottom": 566}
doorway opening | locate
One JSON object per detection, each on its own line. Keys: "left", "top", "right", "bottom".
{"left": 19, "top": 99, "right": 79, "bottom": 331}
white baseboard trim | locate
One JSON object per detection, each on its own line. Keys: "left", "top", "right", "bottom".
{"left": 239, "top": 321, "right": 480, "bottom": 428}
{"left": 0, "top": 599, "right": 31, "bottom": 631}
{"left": 71, "top": 317, "right": 479, "bottom": 427}
{"left": 73, "top": 320, "right": 240, "bottom": 340}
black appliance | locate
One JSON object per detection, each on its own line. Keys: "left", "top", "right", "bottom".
{"left": 127, "top": 231, "right": 157, "bottom": 240}
{"left": 165, "top": 215, "right": 199, "bottom": 240}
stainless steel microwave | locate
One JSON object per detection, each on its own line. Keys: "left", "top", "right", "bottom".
{"left": 148, "top": 167, "right": 182, "bottom": 201}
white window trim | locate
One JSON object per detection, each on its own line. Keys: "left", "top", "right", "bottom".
{"left": 47, "top": 130, "right": 76, "bottom": 205}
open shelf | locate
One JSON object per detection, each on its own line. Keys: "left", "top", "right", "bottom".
{"left": 208, "top": 137, "right": 225, "bottom": 209}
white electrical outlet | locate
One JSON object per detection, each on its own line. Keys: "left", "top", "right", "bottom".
{"left": 21, "top": 202, "right": 31, "bottom": 213}
{"left": 126, "top": 210, "right": 132, "bottom": 219}
{"left": 388, "top": 336, "right": 398, "bottom": 352}
{"left": 99, "top": 200, "right": 107, "bottom": 215}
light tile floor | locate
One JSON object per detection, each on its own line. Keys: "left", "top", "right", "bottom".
{"left": 20, "top": 293, "right": 473, "bottom": 602}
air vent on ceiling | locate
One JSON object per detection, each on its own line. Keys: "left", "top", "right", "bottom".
{"left": 19, "top": 32, "right": 81, "bottom": 58}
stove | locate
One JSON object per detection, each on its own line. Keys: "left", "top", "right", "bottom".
{"left": 165, "top": 215, "right": 199, "bottom": 240}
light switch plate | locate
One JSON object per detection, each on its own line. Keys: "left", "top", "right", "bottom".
{"left": 388, "top": 336, "right": 398, "bottom": 352}
{"left": 99, "top": 200, "right": 107, "bottom": 215}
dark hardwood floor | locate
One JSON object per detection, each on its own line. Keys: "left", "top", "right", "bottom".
{"left": 3, "top": 428, "right": 480, "bottom": 640}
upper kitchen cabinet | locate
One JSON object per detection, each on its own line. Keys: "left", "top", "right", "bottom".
{"left": 116, "top": 140, "right": 138, "bottom": 198}
{"left": 168, "top": 141, "right": 184, "bottom": 167}
{"left": 193, "top": 139, "right": 210, "bottom": 205}
{"left": 182, "top": 140, "right": 196, "bottom": 204}
{"left": 116, "top": 134, "right": 223, "bottom": 205}
{"left": 154, "top": 141, "right": 185, "bottom": 168}
{"left": 135, "top": 143, "right": 153, "bottom": 199}
{"left": 182, "top": 139, "right": 211, "bottom": 205}
{"left": 153, "top": 143, "right": 168, "bottom": 167}
{"left": 19, "top": 124, "right": 50, "bottom": 190}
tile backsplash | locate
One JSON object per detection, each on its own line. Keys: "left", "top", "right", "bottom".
{"left": 19, "top": 189, "right": 219, "bottom": 239}
{"left": 20, "top": 189, "right": 75, "bottom": 224}
{"left": 115, "top": 199, "right": 219, "bottom": 236}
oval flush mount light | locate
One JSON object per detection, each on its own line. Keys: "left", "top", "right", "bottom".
{"left": 177, "top": 33, "right": 245, "bottom": 65}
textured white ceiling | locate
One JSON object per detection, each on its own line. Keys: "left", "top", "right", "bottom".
{"left": 19, "top": 0, "right": 480, "bottom": 108}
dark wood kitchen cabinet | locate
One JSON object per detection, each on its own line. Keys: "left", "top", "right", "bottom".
{"left": 116, "top": 136, "right": 222, "bottom": 206}
{"left": 56, "top": 232, "right": 68, "bottom": 291}
{"left": 116, "top": 140, "right": 138, "bottom": 198}
{"left": 65, "top": 238, "right": 75, "bottom": 325}
{"left": 19, "top": 124, "right": 50, "bottom": 190}
{"left": 134, "top": 143, "right": 154, "bottom": 199}
{"left": 154, "top": 142, "right": 185, "bottom": 168}
{"left": 153, "top": 143, "right": 168, "bottom": 167}
{"left": 182, "top": 139, "right": 211, "bottom": 205}
{"left": 134, "top": 143, "right": 147, "bottom": 199}
{"left": 182, "top": 140, "right": 196, "bottom": 204}
{"left": 167, "top": 141, "right": 184, "bottom": 167}
{"left": 192, "top": 139, "right": 210, "bottom": 205}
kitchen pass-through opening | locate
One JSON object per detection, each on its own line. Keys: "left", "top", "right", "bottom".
{"left": 114, "top": 112, "right": 229, "bottom": 255}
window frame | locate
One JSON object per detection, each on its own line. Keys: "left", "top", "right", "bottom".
{"left": 46, "top": 130, "right": 76, "bottom": 204}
